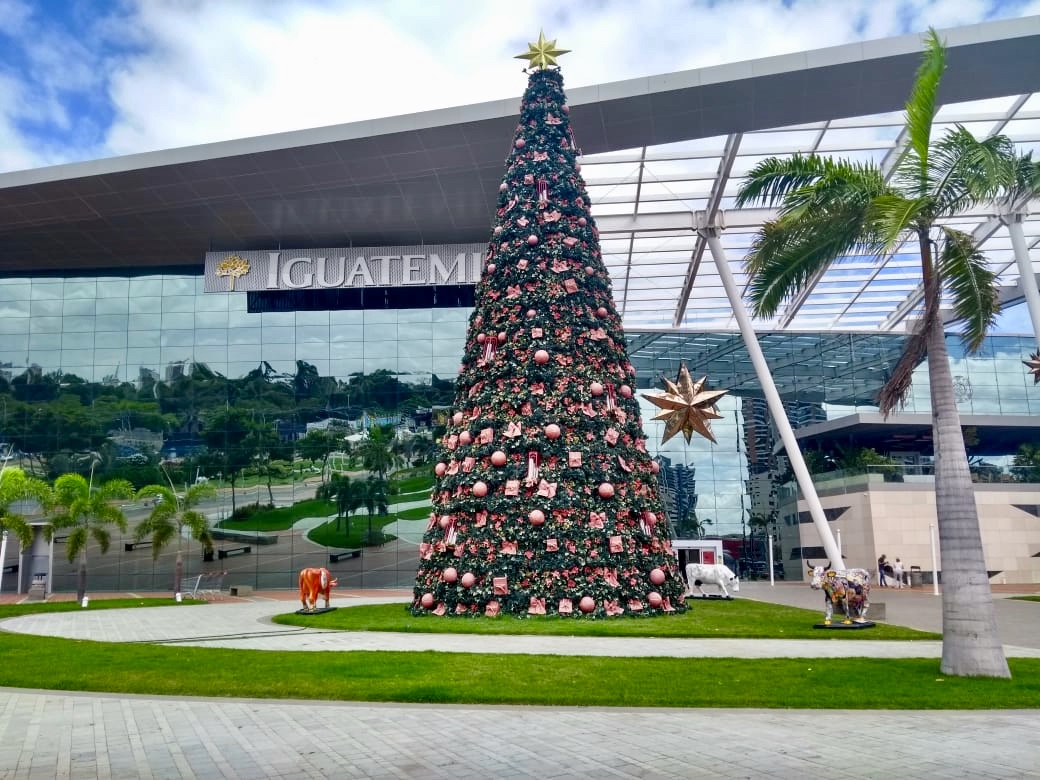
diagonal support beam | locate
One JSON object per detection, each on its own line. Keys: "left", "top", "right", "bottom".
{"left": 696, "top": 211, "right": 842, "bottom": 568}
{"left": 672, "top": 133, "right": 742, "bottom": 328}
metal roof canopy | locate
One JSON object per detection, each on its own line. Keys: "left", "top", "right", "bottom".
{"left": 0, "top": 16, "right": 1039, "bottom": 336}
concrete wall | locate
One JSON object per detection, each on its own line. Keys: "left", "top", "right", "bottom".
{"left": 782, "top": 480, "right": 1040, "bottom": 584}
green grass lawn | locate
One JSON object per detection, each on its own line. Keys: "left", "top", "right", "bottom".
{"left": 218, "top": 498, "right": 336, "bottom": 530}
{"left": 306, "top": 517, "right": 398, "bottom": 547}
{"left": 393, "top": 474, "right": 434, "bottom": 493}
{"left": 0, "top": 601, "right": 1036, "bottom": 707}
{"left": 1010, "top": 595, "right": 1040, "bottom": 602}
{"left": 274, "top": 600, "right": 938, "bottom": 641}
{"left": 393, "top": 506, "right": 434, "bottom": 521}
{"left": 390, "top": 490, "right": 432, "bottom": 504}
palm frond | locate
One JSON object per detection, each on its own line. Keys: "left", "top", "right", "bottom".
{"left": 735, "top": 154, "right": 884, "bottom": 209}
{"left": 870, "top": 194, "right": 928, "bottom": 254}
{"left": 937, "top": 227, "right": 999, "bottom": 352}
{"left": 904, "top": 28, "right": 946, "bottom": 188}
{"left": 877, "top": 330, "right": 929, "bottom": 416}
{"left": 745, "top": 207, "right": 880, "bottom": 317}
{"left": 925, "top": 126, "right": 1017, "bottom": 214}
{"left": 65, "top": 527, "right": 88, "bottom": 562}
{"left": 91, "top": 526, "right": 112, "bottom": 555}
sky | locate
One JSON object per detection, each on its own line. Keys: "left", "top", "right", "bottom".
{"left": 0, "top": 0, "right": 1037, "bottom": 330}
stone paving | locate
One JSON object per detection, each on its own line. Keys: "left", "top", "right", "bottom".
{"left": 0, "top": 583, "right": 1038, "bottom": 778}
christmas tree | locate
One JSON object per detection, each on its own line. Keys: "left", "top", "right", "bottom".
{"left": 411, "top": 35, "right": 688, "bottom": 617}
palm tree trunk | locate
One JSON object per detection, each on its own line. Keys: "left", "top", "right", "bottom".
{"left": 174, "top": 548, "right": 183, "bottom": 597}
{"left": 77, "top": 552, "right": 87, "bottom": 603}
{"left": 922, "top": 236, "right": 1010, "bottom": 678}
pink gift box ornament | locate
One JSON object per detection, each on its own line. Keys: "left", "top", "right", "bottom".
{"left": 531, "top": 327, "right": 543, "bottom": 338}
{"left": 605, "top": 600, "right": 624, "bottom": 616}
{"left": 462, "top": 456, "right": 476, "bottom": 473}
{"left": 475, "top": 510, "right": 488, "bottom": 527}
{"left": 628, "top": 599, "right": 644, "bottom": 612}
{"left": 485, "top": 600, "right": 500, "bottom": 617}
{"left": 605, "top": 428, "right": 619, "bottom": 445}
{"left": 546, "top": 538, "right": 559, "bottom": 552}
{"left": 479, "top": 427, "right": 494, "bottom": 444}
{"left": 528, "top": 597, "right": 546, "bottom": 615}
{"left": 504, "top": 422, "right": 522, "bottom": 438}
{"left": 537, "top": 480, "right": 557, "bottom": 498}
{"left": 589, "top": 512, "right": 605, "bottom": 529}
{"left": 433, "top": 603, "right": 447, "bottom": 616}
{"left": 562, "top": 236, "right": 578, "bottom": 247}
{"left": 609, "top": 535, "right": 623, "bottom": 553}
{"left": 564, "top": 278, "right": 578, "bottom": 294}
{"left": 552, "top": 259, "right": 569, "bottom": 273}
{"left": 493, "top": 576, "right": 509, "bottom": 595}
{"left": 568, "top": 451, "right": 582, "bottom": 467}
{"left": 501, "top": 540, "right": 517, "bottom": 555}
{"left": 558, "top": 598, "right": 573, "bottom": 615}
{"left": 504, "top": 480, "right": 520, "bottom": 496}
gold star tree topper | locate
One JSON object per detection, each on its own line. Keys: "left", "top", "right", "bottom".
{"left": 642, "top": 363, "right": 729, "bottom": 445}
{"left": 514, "top": 31, "right": 570, "bottom": 70}
{"left": 1025, "top": 351, "right": 1040, "bottom": 384}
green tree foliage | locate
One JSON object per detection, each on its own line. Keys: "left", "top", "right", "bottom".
{"left": 48, "top": 473, "right": 134, "bottom": 601}
{"left": 0, "top": 466, "right": 51, "bottom": 549}
{"left": 133, "top": 481, "right": 215, "bottom": 595}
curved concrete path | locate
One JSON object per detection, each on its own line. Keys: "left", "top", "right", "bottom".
{"left": 2, "top": 584, "right": 1038, "bottom": 778}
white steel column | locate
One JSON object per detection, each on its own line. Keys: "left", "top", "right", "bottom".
{"left": 698, "top": 214, "right": 843, "bottom": 568}
{"left": 1004, "top": 213, "right": 1040, "bottom": 347}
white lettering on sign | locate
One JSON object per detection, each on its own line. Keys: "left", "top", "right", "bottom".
{"left": 205, "top": 245, "right": 485, "bottom": 293}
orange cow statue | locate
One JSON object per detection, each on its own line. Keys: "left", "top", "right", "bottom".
{"left": 299, "top": 567, "right": 338, "bottom": 611}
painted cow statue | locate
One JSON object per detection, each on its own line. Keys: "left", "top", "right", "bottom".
{"left": 685, "top": 562, "right": 740, "bottom": 598}
{"left": 299, "top": 567, "right": 338, "bottom": 611}
{"left": 807, "top": 562, "right": 871, "bottom": 624}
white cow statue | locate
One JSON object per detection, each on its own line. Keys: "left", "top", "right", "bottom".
{"left": 685, "top": 562, "right": 740, "bottom": 598}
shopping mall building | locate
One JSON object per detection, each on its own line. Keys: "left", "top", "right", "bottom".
{"left": 2, "top": 18, "right": 1039, "bottom": 593}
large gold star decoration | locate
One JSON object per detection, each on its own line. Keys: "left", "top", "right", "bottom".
{"left": 514, "top": 30, "right": 570, "bottom": 70}
{"left": 642, "top": 363, "right": 729, "bottom": 445}
{"left": 1025, "top": 351, "right": 1040, "bottom": 384}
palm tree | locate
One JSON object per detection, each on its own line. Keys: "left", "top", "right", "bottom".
{"left": 49, "top": 473, "right": 134, "bottom": 602}
{"left": 0, "top": 466, "right": 51, "bottom": 551}
{"left": 362, "top": 475, "right": 389, "bottom": 544}
{"left": 133, "top": 480, "right": 216, "bottom": 598}
{"left": 734, "top": 30, "right": 1037, "bottom": 678}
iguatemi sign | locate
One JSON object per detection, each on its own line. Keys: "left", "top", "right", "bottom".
{"left": 203, "top": 244, "right": 486, "bottom": 293}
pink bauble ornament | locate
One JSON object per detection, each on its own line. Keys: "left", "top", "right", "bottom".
{"left": 459, "top": 431, "right": 472, "bottom": 445}
{"left": 438, "top": 515, "right": 452, "bottom": 529}
{"left": 435, "top": 462, "right": 447, "bottom": 477}
{"left": 497, "top": 331, "right": 507, "bottom": 343}
{"left": 472, "top": 480, "right": 488, "bottom": 497}
{"left": 534, "top": 349, "right": 550, "bottom": 365}
{"left": 545, "top": 424, "right": 562, "bottom": 440}
{"left": 562, "top": 104, "right": 570, "bottom": 114}
{"left": 648, "top": 591, "right": 663, "bottom": 608}
{"left": 596, "top": 307, "right": 608, "bottom": 318}
{"left": 491, "top": 450, "right": 507, "bottom": 467}
{"left": 575, "top": 162, "right": 581, "bottom": 172}
{"left": 598, "top": 482, "right": 615, "bottom": 499}
{"left": 515, "top": 138, "right": 526, "bottom": 148}
{"left": 579, "top": 596, "right": 595, "bottom": 614}
{"left": 643, "top": 511, "right": 657, "bottom": 525}
{"left": 590, "top": 382, "right": 604, "bottom": 396}
{"left": 527, "top": 234, "right": 539, "bottom": 246}
{"left": 529, "top": 509, "right": 545, "bottom": 525}
{"left": 526, "top": 309, "right": 537, "bottom": 319}
{"left": 461, "top": 572, "right": 476, "bottom": 588}
{"left": 499, "top": 182, "right": 507, "bottom": 191}
{"left": 619, "top": 385, "right": 633, "bottom": 398}
{"left": 477, "top": 332, "right": 486, "bottom": 343}
{"left": 651, "top": 461, "right": 660, "bottom": 474}
{"left": 578, "top": 216, "right": 587, "bottom": 227}
{"left": 486, "top": 263, "right": 496, "bottom": 273}
{"left": 420, "top": 593, "right": 434, "bottom": 609}
{"left": 585, "top": 266, "right": 595, "bottom": 276}
{"left": 453, "top": 412, "right": 464, "bottom": 426}
{"left": 444, "top": 567, "right": 458, "bottom": 584}
{"left": 649, "top": 567, "right": 666, "bottom": 585}
{"left": 494, "top": 225, "right": 503, "bottom": 234}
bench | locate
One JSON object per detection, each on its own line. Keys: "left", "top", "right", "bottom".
{"left": 229, "top": 584, "right": 253, "bottom": 596}
{"left": 52, "top": 535, "right": 68, "bottom": 543}
{"left": 217, "top": 545, "right": 251, "bottom": 559}
{"left": 329, "top": 548, "right": 362, "bottom": 563}
{"left": 124, "top": 541, "right": 153, "bottom": 552}
{"left": 2, "top": 563, "right": 17, "bottom": 574}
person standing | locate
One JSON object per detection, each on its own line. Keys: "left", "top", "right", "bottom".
{"left": 877, "top": 554, "right": 888, "bottom": 587}
{"left": 893, "top": 557, "right": 905, "bottom": 588}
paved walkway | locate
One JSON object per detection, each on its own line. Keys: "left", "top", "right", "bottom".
{"left": 1, "top": 583, "right": 1038, "bottom": 778}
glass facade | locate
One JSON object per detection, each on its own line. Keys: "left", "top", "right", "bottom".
{"left": 1, "top": 269, "right": 1037, "bottom": 591}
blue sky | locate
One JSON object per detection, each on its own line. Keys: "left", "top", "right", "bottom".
{"left": 0, "top": 0, "right": 1037, "bottom": 331}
